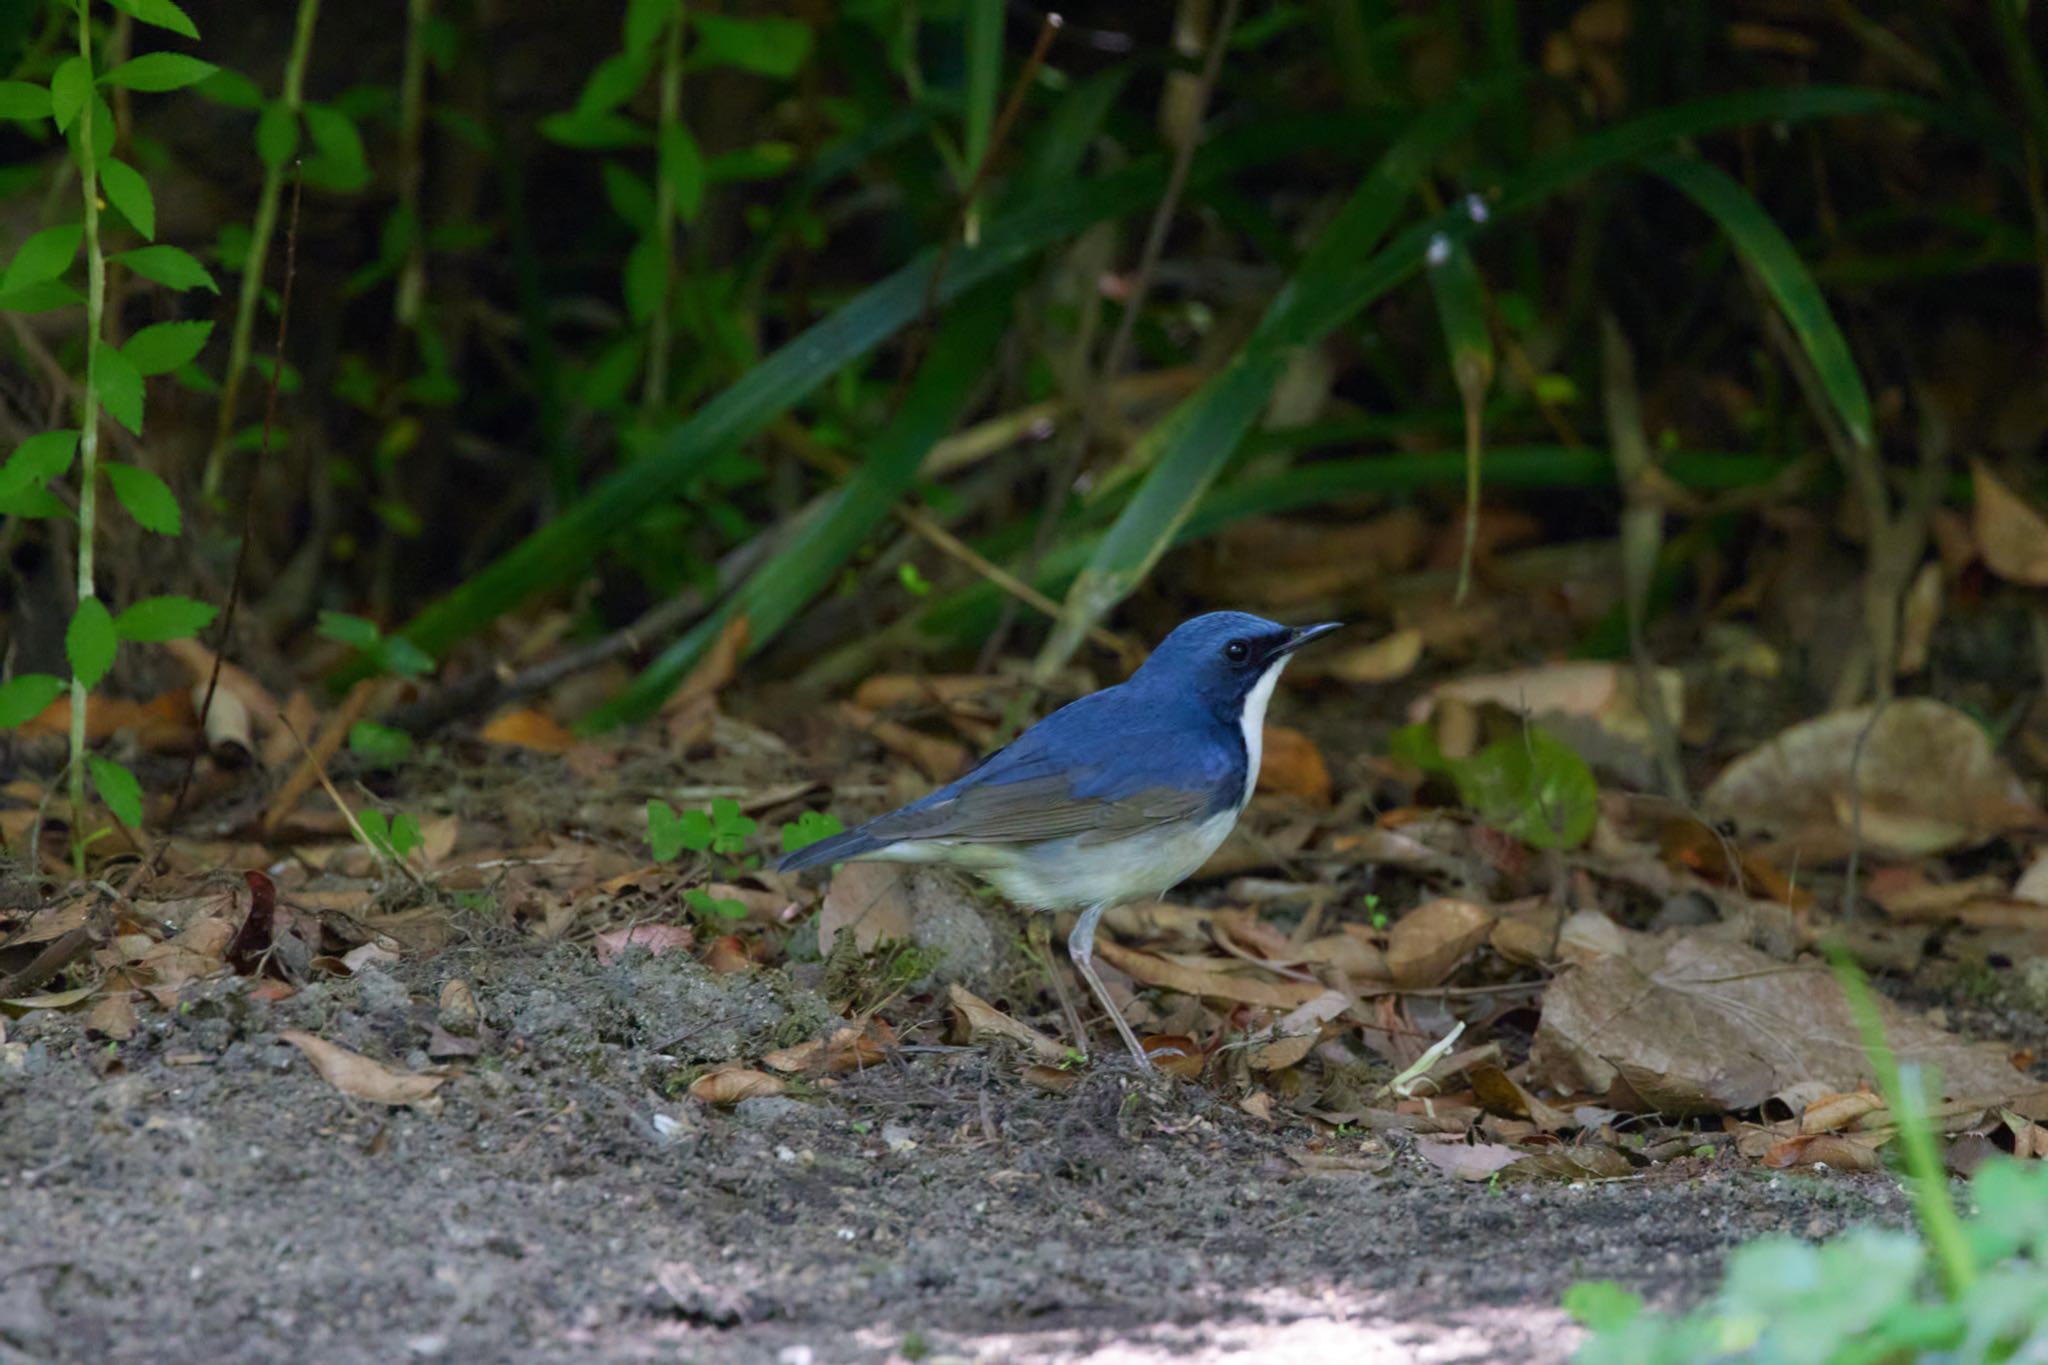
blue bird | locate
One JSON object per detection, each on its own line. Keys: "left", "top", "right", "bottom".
{"left": 779, "top": 611, "right": 1341, "bottom": 1067}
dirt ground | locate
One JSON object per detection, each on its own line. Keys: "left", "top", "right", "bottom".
{"left": 2, "top": 934, "right": 1920, "bottom": 1365}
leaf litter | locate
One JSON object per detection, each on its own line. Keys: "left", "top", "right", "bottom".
{"left": 7, "top": 557, "right": 2048, "bottom": 1362}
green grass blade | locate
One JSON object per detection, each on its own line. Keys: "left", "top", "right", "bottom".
{"left": 961, "top": 0, "right": 1001, "bottom": 239}
{"left": 369, "top": 116, "right": 1375, "bottom": 678}
{"left": 1644, "top": 152, "right": 1875, "bottom": 453}
{"left": 1032, "top": 77, "right": 1519, "bottom": 676}
{"left": 1424, "top": 236, "right": 1493, "bottom": 600}
{"left": 579, "top": 283, "right": 1015, "bottom": 729}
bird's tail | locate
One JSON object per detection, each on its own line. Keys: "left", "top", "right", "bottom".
{"left": 775, "top": 825, "right": 886, "bottom": 874}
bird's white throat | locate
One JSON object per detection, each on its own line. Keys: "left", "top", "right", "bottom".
{"left": 1237, "top": 657, "right": 1290, "bottom": 807}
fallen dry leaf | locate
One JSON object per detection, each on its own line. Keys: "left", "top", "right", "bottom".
{"left": 1416, "top": 1137, "right": 1525, "bottom": 1181}
{"left": 1501, "top": 1145, "right": 1637, "bottom": 1183}
{"left": 594, "top": 923, "right": 695, "bottom": 965}
{"left": 1533, "top": 927, "right": 2033, "bottom": 1118}
{"left": 85, "top": 992, "right": 136, "bottom": 1039}
{"left": 280, "top": 1030, "right": 447, "bottom": 1108}
{"left": 1971, "top": 459, "right": 2048, "bottom": 586}
{"left": 948, "top": 983, "right": 1068, "bottom": 1065}
{"left": 703, "top": 934, "right": 752, "bottom": 973}
{"left": 1249, "top": 989, "right": 1353, "bottom": 1071}
{"left": 1141, "top": 1034, "right": 1205, "bottom": 1079}
{"left": 839, "top": 702, "right": 970, "bottom": 782}
{"left": 1022, "top": 1064, "right": 1080, "bottom": 1093}
{"left": 1256, "top": 725, "right": 1332, "bottom": 805}
{"left": 1315, "top": 628, "right": 1423, "bottom": 685}
{"left": 1801, "top": 1089, "right": 1886, "bottom": 1134}
{"left": 1703, "top": 699, "right": 2043, "bottom": 858}
{"left": 1470, "top": 1064, "right": 1571, "bottom": 1130}
{"left": 1413, "top": 661, "right": 1684, "bottom": 746}
{"left": 1094, "top": 937, "right": 1327, "bottom": 1009}
{"left": 688, "top": 1067, "right": 787, "bottom": 1104}
{"left": 819, "top": 862, "right": 915, "bottom": 954}
{"left": 1895, "top": 560, "right": 1943, "bottom": 675}
{"left": 480, "top": 707, "right": 576, "bottom": 753}
{"left": 1385, "top": 898, "right": 1495, "bottom": 988}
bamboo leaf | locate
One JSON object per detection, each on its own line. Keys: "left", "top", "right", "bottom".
{"left": 1034, "top": 84, "right": 1919, "bottom": 674}
{"left": 583, "top": 284, "right": 1014, "bottom": 728}
{"left": 67, "top": 596, "right": 116, "bottom": 688}
{"left": 376, "top": 118, "right": 1360, "bottom": 673}
{"left": 1643, "top": 152, "right": 1874, "bottom": 453}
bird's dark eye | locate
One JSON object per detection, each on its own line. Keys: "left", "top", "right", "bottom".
{"left": 1224, "top": 639, "right": 1250, "bottom": 664}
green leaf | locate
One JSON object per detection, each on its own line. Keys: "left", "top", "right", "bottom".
{"left": 3, "top": 224, "right": 82, "bottom": 292}
{"left": 1452, "top": 727, "right": 1599, "bottom": 850}
{"left": 115, "top": 244, "right": 218, "bottom": 292}
{"left": 1562, "top": 1281, "right": 1643, "bottom": 1332}
{"left": 104, "top": 461, "right": 180, "bottom": 532}
{"left": 316, "top": 610, "right": 382, "bottom": 650}
{"left": 98, "top": 157, "right": 156, "bottom": 239}
{"left": 375, "top": 634, "right": 434, "bottom": 679}
{"left": 0, "top": 429, "right": 77, "bottom": 499}
{"left": 387, "top": 811, "right": 423, "bottom": 857}
{"left": 194, "top": 67, "right": 263, "bottom": 110}
{"left": 112, "top": 594, "right": 217, "bottom": 642}
{"left": 123, "top": 320, "right": 213, "bottom": 376}
{"left": 537, "top": 111, "right": 649, "bottom": 150}
{"left": 50, "top": 57, "right": 89, "bottom": 132}
{"left": 624, "top": 0, "right": 680, "bottom": 61}
{"left": 0, "top": 280, "right": 84, "bottom": 313}
{"left": 707, "top": 796, "right": 756, "bottom": 854}
{"left": 647, "top": 799, "right": 685, "bottom": 861}
{"left": 659, "top": 123, "right": 705, "bottom": 223}
{"left": 683, "top": 887, "right": 747, "bottom": 922}
{"left": 677, "top": 808, "right": 713, "bottom": 853}
{"left": 348, "top": 720, "right": 415, "bottom": 763}
{"left": 0, "top": 80, "right": 52, "bottom": 122}
{"left": 690, "top": 14, "right": 812, "bottom": 77}
{"left": 88, "top": 755, "right": 144, "bottom": 828}
{"left": 1644, "top": 152, "right": 1875, "bottom": 453}
{"left": 623, "top": 232, "right": 665, "bottom": 325}
{"left": 601, "top": 162, "right": 655, "bottom": 231}
{"left": 100, "top": 53, "right": 218, "bottom": 92}
{"left": 104, "top": 0, "right": 200, "bottom": 40}
{"left": 67, "top": 596, "right": 117, "bottom": 688}
{"left": 0, "top": 673, "right": 65, "bottom": 728}
{"left": 93, "top": 342, "right": 147, "bottom": 437}
{"left": 255, "top": 101, "right": 299, "bottom": 167}
{"left": 779, "top": 810, "right": 843, "bottom": 855}
{"left": 0, "top": 485, "right": 66, "bottom": 518}
{"left": 301, "top": 103, "right": 369, "bottom": 192}
{"left": 571, "top": 51, "right": 651, "bottom": 121}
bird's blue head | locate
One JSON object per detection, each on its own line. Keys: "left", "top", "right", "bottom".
{"left": 1126, "top": 611, "right": 1343, "bottom": 723}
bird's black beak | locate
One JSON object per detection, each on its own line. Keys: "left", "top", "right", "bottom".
{"left": 1269, "top": 620, "right": 1344, "bottom": 660}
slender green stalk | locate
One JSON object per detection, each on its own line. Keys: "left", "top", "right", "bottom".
{"left": 960, "top": 0, "right": 1000, "bottom": 245}
{"left": 68, "top": 0, "right": 105, "bottom": 869}
{"left": 641, "top": 5, "right": 684, "bottom": 416}
{"left": 393, "top": 0, "right": 431, "bottom": 329}
{"left": 1826, "top": 945, "right": 1977, "bottom": 1297}
{"left": 203, "top": 0, "right": 320, "bottom": 500}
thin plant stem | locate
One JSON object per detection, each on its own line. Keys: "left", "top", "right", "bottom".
{"left": 642, "top": 4, "right": 685, "bottom": 417}
{"left": 394, "top": 0, "right": 432, "bottom": 329}
{"left": 68, "top": 0, "right": 105, "bottom": 873}
{"left": 203, "top": 0, "right": 320, "bottom": 501}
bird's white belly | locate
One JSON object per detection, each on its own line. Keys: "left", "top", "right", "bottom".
{"left": 874, "top": 806, "right": 1241, "bottom": 911}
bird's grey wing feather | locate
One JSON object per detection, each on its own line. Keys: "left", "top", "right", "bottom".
{"left": 861, "top": 773, "right": 1207, "bottom": 846}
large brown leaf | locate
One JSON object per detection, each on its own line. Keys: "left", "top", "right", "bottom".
{"left": 1532, "top": 928, "right": 2036, "bottom": 1119}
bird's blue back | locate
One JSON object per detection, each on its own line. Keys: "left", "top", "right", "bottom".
{"left": 906, "top": 669, "right": 1246, "bottom": 819}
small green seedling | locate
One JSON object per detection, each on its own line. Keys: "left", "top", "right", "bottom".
{"left": 646, "top": 795, "right": 756, "bottom": 861}
{"left": 1391, "top": 720, "right": 1598, "bottom": 850}
{"left": 780, "top": 809, "right": 843, "bottom": 856}
{"left": 356, "top": 808, "right": 423, "bottom": 863}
